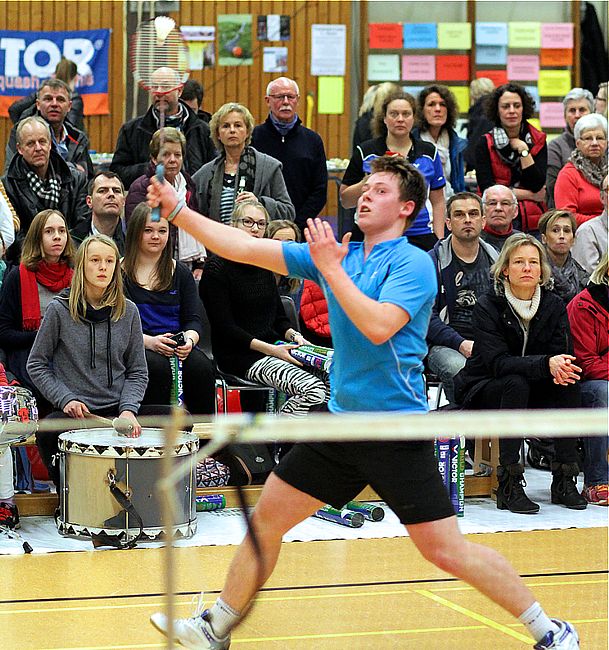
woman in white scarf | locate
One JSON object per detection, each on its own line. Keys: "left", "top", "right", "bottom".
{"left": 124, "top": 128, "right": 207, "bottom": 279}
{"left": 455, "top": 234, "right": 587, "bottom": 514}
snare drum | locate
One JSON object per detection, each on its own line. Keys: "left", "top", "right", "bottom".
{"left": 58, "top": 428, "right": 198, "bottom": 541}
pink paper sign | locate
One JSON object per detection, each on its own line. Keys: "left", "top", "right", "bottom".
{"left": 402, "top": 55, "right": 436, "bottom": 81}
{"left": 541, "top": 23, "right": 573, "bottom": 49}
{"left": 539, "top": 102, "right": 566, "bottom": 128}
{"left": 507, "top": 55, "right": 540, "bottom": 81}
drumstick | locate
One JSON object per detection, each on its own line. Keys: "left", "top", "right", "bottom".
{"left": 84, "top": 413, "right": 134, "bottom": 436}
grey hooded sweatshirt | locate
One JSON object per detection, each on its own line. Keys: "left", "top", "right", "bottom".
{"left": 27, "top": 292, "right": 148, "bottom": 414}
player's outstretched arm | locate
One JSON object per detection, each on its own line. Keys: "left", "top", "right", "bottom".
{"left": 305, "top": 218, "right": 410, "bottom": 345}
{"left": 147, "top": 176, "right": 288, "bottom": 275}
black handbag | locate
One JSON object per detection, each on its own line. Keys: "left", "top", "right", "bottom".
{"left": 214, "top": 443, "right": 277, "bottom": 486}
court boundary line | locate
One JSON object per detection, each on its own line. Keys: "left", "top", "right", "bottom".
{"left": 1, "top": 569, "right": 606, "bottom": 606}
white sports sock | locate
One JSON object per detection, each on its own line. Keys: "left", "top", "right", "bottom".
{"left": 519, "top": 601, "right": 560, "bottom": 642}
{"left": 207, "top": 598, "right": 240, "bottom": 638}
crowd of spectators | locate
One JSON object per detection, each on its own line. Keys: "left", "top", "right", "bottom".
{"left": 0, "top": 69, "right": 607, "bottom": 527}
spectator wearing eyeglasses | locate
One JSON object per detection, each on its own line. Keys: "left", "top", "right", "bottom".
{"left": 595, "top": 82, "right": 607, "bottom": 117}
{"left": 480, "top": 184, "right": 522, "bottom": 252}
{"left": 193, "top": 102, "right": 294, "bottom": 226}
{"left": 252, "top": 77, "right": 327, "bottom": 231}
{"left": 426, "top": 192, "right": 498, "bottom": 406}
{"left": 545, "top": 88, "right": 594, "bottom": 208}
{"left": 199, "top": 199, "right": 329, "bottom": 417}
{"left": 554, "top": 113, "right": 608, "bottom": 225}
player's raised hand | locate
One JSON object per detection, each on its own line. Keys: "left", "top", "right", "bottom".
{"left": 147, "top": 175, "right": 179, "bottom": 220}
{"left": 304, "top": 218, "right": 351, "bottom": 275}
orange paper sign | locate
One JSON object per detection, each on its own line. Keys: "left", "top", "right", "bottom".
{"left": 540, "top": 48, "right": 573, "bottom": 67}
{"left": 436, "top": 55, "right": 470, "bottom": 81}
{"left": 369, "top": 23, "right": 403, "bottom": 49}
{"left": 476, "top": 69, "right": 508, "bottom": 86}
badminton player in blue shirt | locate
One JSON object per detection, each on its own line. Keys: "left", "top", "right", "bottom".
{"left": 148, "top": 155, "right": 579, "bottom": 650}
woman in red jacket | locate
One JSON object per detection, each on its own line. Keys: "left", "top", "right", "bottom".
{"left": 555, "top": 113, "right": 608, "bottom": 225}
{"left": 567, "top": 253, "right": 609, "bottom": 505}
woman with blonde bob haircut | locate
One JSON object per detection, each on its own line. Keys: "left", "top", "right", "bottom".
{"left": 193, "top": 102, "right": 294, "bottom": 224}
{"left": 456, "top": 232, "right": 587, "bottom": 514}
{"left": 27, "top": 234, "right": 156, "bottom": 487}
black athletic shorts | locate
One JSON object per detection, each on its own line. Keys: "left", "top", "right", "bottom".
{"left": 273, "top": 440, "right": 455, "bottom": 525}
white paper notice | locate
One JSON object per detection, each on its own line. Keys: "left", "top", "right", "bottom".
{"left": 267, "top": 15, "right": 281, "bottom": 41}
{"left": 311, "top": 24, "right": 347, "bottom": 76}
{"left": 263, "top": 47, "right": 288, "bottom": 73}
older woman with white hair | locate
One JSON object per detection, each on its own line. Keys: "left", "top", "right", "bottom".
{"left": 555, "top": 113, "right": 608, "bottom": 224}
{"left": 455, "top": 233, "right": 586, "bottom": 514}
{"left": 546, "top": 87, "right": 594, "bottom": 207}
{"left": 192, "top": 102, "right": 294, "bottom": 225}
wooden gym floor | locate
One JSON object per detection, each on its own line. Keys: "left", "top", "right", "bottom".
{"left": 1, "top": 526, "right": 607, "bottom": 649}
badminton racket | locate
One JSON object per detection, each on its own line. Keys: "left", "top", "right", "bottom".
{"left": 130, "top": 15, "right": 190, "bottom": 221}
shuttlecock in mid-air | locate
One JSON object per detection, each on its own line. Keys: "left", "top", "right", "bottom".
{"left": 154, "top": 15, "right": 175, "bottom": 45}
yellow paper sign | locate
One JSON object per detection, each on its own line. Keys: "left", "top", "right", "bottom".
{"left": 318, "top": 77, "right": 344, "bottom": 114}
{"left": 447, "top": 86, "right": 470, "bottom": 114}
{"left": 437, "top": 23, "right": 471, "bottom": 50}
{"left": 538, "top": 69, "right": 572, "bottom": 97}
{"left": 508, "top": 22, "right": 541, "bottom": 49}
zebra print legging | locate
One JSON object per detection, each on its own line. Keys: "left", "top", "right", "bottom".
{"left": 246, "top": 355, "right": 330, "bottom": 418}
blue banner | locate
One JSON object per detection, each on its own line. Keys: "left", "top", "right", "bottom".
{"left": 0, "top": 28, "right": 111, "bottom": 115}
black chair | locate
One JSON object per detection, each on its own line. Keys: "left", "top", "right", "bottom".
{"left": 198, "top": 298, "right": 277, "bottom": 415}
{"left": 280, "top": 294, "right": 299, "bottom": 332}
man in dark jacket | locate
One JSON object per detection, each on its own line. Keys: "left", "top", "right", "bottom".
{"left": 251, "top": 76, "right": 327, "bottom": 230}
{"left": 70, "top": 171, "right": 126, "bottom": 254}
{"left": 427, "top": 192, "right": 498, "bottom": 404}
{"left": 4, "top": 79, "right": 93, "bottom": 179}
{"left": 110, "top": 67, "right": 214, "bottom": 190}
{"left": 2, "top": 116, "right": 88, "bottom": 261}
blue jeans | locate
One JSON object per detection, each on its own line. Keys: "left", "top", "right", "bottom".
{"left": 580, "top": 379, "right": 609, "bottom": 486}
{"left": 427, "top": 345, "right": 466, "bottom": 405}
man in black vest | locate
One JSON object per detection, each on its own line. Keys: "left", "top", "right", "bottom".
{"left": 252, "top": 76, "right": 327, "bottom": 230}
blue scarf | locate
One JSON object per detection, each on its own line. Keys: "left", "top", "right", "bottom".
{"left": 269, "top": 112, "right": 298, "bottom": 137}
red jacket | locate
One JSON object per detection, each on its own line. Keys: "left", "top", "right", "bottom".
{"left": 300, "top": 280, "right": 331, "bottom": 339}
{"left": 567, "top": 285, "right": 609, "bottom": 380}
{"left": 484, "top": 122, "right": 547, "bottom": 232}
{"left": 554, "top": 162, "right": 604, "bottom": 225}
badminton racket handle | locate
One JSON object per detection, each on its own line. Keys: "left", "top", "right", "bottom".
{"left": 151, "top": 163, "right": 166, "bottom": 222}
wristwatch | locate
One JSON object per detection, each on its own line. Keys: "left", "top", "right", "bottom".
{"left": 520, "top": 149, "right": 530, "bottom": 158}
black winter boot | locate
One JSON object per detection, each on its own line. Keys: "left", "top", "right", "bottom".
{"left": 551, "top": 462, "right": 588, "bottom": 509}
{"left": 495, "top": 464, "right": 540, "bottom": 514}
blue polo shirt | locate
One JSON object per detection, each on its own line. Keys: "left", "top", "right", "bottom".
{"left": 282, "top": 238, "right": 437, "bottom": 413}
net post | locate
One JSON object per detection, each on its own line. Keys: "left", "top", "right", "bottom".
{"left": 160, "top": 406, "right": 184, "bottom": 650}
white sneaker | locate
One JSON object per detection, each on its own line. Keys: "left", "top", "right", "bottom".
{"left": 533, "top": 619, "right": 579, "bottom": 649}
{"left": 150, "top": 608, "right": 231, "bottom": 649}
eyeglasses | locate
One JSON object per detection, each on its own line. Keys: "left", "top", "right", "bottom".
{"left": 450, "top": 210, "right": 482, "bottom": 220}
{"left": 237, "top": 217, "right": 267, "bottom": 230}
{"left": 268, "top": 93, "right": 298, "bottom": 102}
{"left": 580, "top": 135, "right": 607, "bottom": 142}
{"left": 484, "top": 200, "right": 517, "bottom": 208}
